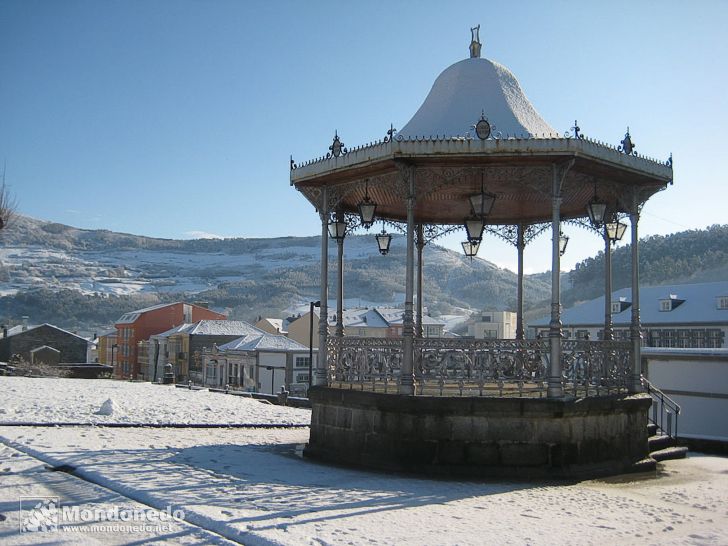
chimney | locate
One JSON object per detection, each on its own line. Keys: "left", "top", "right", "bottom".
{"left": 2, "top": 325, "right": 7, "bottom": 338}
{"left": 22, "top": 316, "right": 29, "bottom": 331}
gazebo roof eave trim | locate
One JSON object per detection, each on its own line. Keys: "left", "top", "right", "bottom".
{"left": 290, "top": 136, "right": 673, "bottom": 187}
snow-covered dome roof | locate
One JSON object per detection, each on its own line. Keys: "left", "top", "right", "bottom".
{"left": 398, "top": 56, "right": 556, "bottom": 139}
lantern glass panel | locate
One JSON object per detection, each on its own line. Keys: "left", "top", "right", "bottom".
{"left": 465, "top": 217, "right": 485, "bottom": 242}
{"left": 375, "top": 231, "right": 391, "bottom": 255}
{"left": 358, "top": 200, "right": 376, "bottom": 228}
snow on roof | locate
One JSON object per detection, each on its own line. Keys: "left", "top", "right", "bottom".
{"left": 188, "top": 320, "right": 263, "bottom": 336}
{"left": 529, "top": 281, "right": 728, "bottom": 327}
{"left": 308, "top": 307, "right": 445, "bottom": 328}
{"left": 263, "top": 318, "right": 286, "bottom": 331}
{"left": 153, "top": 320, "right": 265, "bottom": 338}
{"left": 3, "top": 323, "right": 89, "bottom": 343}
{"left": 218, "top": 333, "right": 307, "bottom": 353}
{"left": 398, "top": 57, "right": 555, "bottom": 140}
{"left": 116, "top": 302, "right": 177, "bottom": 324}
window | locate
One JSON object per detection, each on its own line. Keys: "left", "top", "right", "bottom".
{"left": 718, "top": 296, "right": 728, "bottom": 310}
{"left": 481, "top": 315, "right": 492, "bottom": 322}
{"left": 483, "top": 329, "right": 497, "bottom": 339}
{"left": 295, "top": 356, "right": 311, "bottom": 368}
{"left": 659, "top": 300, "right": 672, "bottom": 312}
{"left": 576, "top": 330, "right": 589, "bottom": 340}
{"left": 611, "top": 302, "right": 622, "bottom": 314}
{"left": 296, "top": 373, "right": 309, "bottom": 383}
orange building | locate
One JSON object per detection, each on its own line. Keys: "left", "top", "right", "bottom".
{"left": 114, "top": 302, "right": 225, "bottom": 379}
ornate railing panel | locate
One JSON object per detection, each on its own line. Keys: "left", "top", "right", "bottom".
{"left": 415, "top": 338, "right": 549, "bottom": 396}
{"left": 327, "top": 336, "right": 403, "bottom": 393}
{"left": 561, "top": 340, "right": 631, "bottom": 395}
{"left": 326, "top": 336, "right": 632, "bottom": 397}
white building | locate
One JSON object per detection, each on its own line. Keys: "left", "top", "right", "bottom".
{"left": 468, "top": 310, "right": 517, "bottom": 339}
{"left": 529, "top": 281, "right": 728, "bottom": 348}
{"left": 202, "top": 333, "right": 311, "bottom": 396}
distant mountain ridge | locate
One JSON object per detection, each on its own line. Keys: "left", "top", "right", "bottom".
{"left": 2, "top": 216, "right": 725, "bottom": 332}
{"left": 0, "top": 215, "right": 551, "bottom": 330}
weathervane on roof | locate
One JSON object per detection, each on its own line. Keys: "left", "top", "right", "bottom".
{"left": 469, "top": 25, "right": 481, "bottom": 58}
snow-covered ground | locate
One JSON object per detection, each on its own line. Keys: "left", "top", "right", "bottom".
{"left": 0, "top": 377, "right": 311, "bottom": 425}
{"left": 1, "top": 378, "right": 727, "bottom": 545}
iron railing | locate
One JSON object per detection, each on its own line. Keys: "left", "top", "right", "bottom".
{"left": 326, "top": 336, "right": 632, "bottom": 397}
{"left": 642, "top": 376, "right": 681, "bottom": 438}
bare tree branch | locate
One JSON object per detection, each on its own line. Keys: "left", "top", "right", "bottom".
{"left": 0, "top": 166, "right": 18, "bottom": 231}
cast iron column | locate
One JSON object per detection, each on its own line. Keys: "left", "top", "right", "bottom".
{"left": 400, "top": 167, "right": 416, "bottom": 395}
{"left": 315, "top": 187, "right": 329, "bottom": 386}
{"left": 603, "top": 226, "right": 614, "bottom": 341}
{"left": 415, "top": 224, "right": 425, "bottom": 339}
{"left": 629, "top": 205, "right": 642, "bottom": 393}
{"left": 547, "top": 162, "right": 570, "bottom": 398}
{"left": 336, "top": 211, "right": 345, "bottom": 338}
{"left": 516, "top": 223, "right": 525, "bottom": 340}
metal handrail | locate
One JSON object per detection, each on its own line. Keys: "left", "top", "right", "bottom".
{"left": 642, "top": 375, "right": 681, "bottom": 438}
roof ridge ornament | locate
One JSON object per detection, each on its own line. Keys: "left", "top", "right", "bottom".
{"left": 469, "top": 25, "right": 481, "bottom": 58}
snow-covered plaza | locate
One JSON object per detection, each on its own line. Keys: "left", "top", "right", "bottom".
{"left": 1, "top": 377, "right": 727, "bottom": 545}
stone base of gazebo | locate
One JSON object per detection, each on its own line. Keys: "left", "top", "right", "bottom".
{"left": 304, "top": 387, "right": 654, "bottom": 479}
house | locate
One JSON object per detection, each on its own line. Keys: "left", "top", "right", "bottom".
{"left": 0, "top": 323, "right": 89, "bottom": 365}
{"left": 96, "top": 330, "right": 117, "bottom": 366}
{"left": 202, "top": 332, "right": 311, "bottom": 396}
{"left": 286, "top": 307, "right": 446, "bottom": 348}
{"left": 114, "top": 302, "right": 226, "bottom": 380}
{"left": 147, "top": 320, "right": 267, "bottom": 383}
{"left": 529, "top": 281, "right": 728, "bottom": 348}
{"left": 254, "top": 318, "right": 287, "bottom": 336}
{"left": 468, "top": 310, "right": 517, "bottom": 339}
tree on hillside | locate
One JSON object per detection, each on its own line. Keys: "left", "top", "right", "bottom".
{"left": 0, "top": 167, "right": 17, "bottom": 231}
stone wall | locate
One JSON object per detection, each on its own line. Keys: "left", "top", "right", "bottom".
{"left": 306, "top": 387, "right": 652, "bottom": 479}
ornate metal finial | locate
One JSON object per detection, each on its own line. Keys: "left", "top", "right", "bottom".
{"left": 667, "top": 153, "right": 673, "bottom": 167}
{"left": 384, "top": 123, "right": 397, "bottom": 143}
{"left": 328, "top": 131, "right": 347, "bottom": 159}
{"left": 469, "top": 25, "right": 481, "bottom": 58}
{"left": 474, "top": 111, "right": 491, "bottom": 140}
{"left": 572, "top": 120, "right": 581, "bottom": 139}
{"left": 619, "top": 127, "right": 636, "bottom": 155}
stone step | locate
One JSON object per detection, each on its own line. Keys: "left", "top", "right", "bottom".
{"left": 629, "top": 457, "right": 657, "bottom": 474}
{"left": 651, "top": 446, "right": 689, "bottom": 462}
{"left": 648, "top": 434, "right": 674, "bottom": 452}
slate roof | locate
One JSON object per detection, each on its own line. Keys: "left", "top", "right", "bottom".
{"left": 3, "top": 323, "right": 89, "bottom": 342}
{"left": 154, "top": 320, "right": 264, "bottom": 338}
{"left": 218, "top": 333, "right": 307, "bottom": 353}
{"left": 530, "top": 281, "right": 728, "bottom": 328}
{"left": 314, "top": 307, "right": 445, "bottom": 328}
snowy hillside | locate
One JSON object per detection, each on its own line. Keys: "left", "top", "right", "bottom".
{"left": 0, "top": 215, "right": 552, "bottom": 329}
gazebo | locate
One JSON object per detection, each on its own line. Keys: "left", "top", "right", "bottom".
{"left": 290, "top": 28, "right": 673, "bottom": 477}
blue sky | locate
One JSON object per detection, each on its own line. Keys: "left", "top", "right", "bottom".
{"left": 2, "top": 1, "right": 726, "bottom": 273}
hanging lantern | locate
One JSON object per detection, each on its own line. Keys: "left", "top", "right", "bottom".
{"left": 375, "top": 226, "right": 392, "bottom": 255}
{"left": 606, "top": 219, "right": 628, "bottom": 243}
{"left": 328, "top": 215, "right": 347, "bottom": 241}
{"left": 587, "top": 197, "right": 607, "bottom": 227}
{"left": 464, "top": 216, "right": 485, "bottom": 242}
{"left": 357, "top": 180, "right": 377, "bottom": 229}
{"left": 461, "top": 240, "right": 480, "bottom": 258}
{"left": 469, "top": 170, "right": 496, "bottom": 217}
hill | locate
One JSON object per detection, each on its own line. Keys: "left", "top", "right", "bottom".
{"left": 0, "top": 215, "right": 551, "bottom": 330}
{"left": 564, "top": 224, "right": 728, "bottom": 305}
